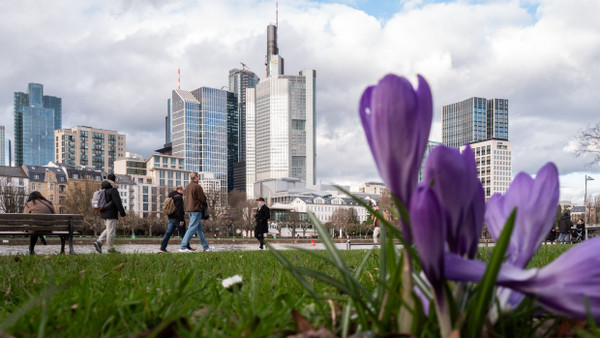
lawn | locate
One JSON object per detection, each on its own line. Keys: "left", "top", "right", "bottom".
{"left": 0, "top": 244, "right": 573, "bottom": 337}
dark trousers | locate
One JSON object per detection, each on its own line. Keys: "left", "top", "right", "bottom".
{"left": 161, "top": 219, "right": 190, "bottom": 250}
{"left": 255, "top": 232, "right": 265, "bottom": 248}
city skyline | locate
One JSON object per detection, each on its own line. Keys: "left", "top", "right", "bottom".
{"left": 0, "top": 1, "right": 599, "bottom": 204}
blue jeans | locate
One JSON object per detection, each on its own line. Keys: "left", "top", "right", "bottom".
{"left": 180, "top": 211, "right": 209, "bottom": 250}
{"left": 161, "top": 218, "right": 189, "bottom": 250}
{"left": 558, "top": 232, "right": 571, "bottom": 244}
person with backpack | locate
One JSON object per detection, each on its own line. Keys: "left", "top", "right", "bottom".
{"left": 159, "top": 186, "right": 194, "bottom": 253}
{"left": 23, "top": 191, "right": 55, "bottom": 255}
{"left": 94, "top": 174, "right": 126, "bottom": 254}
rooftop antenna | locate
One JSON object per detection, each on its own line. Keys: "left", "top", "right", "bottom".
{"left": 276, "top": 0, "right": 278, "bottom": 27}
{"left": 177, "top": 68, "right": 181, "bottom": 90}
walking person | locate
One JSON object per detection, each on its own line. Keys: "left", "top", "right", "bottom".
{"left": 23, "top": 191, "right": 55, "bottom": 255}
{"left": 372, "top": 205, "right": 381, "bottom": 243}
{"left": 179, "top": 172, "right": 211, "bottom": 253}
{"left": 253, "top": 197, "right": 270, "bottom": 250}
{"left": 159, "top": 186, "right": 194, "bottom": 253}
{"left": 576, "top": 218, "right": 586, "bottom": 240}
{"left": 557, "top": 212, "right": 573, "bottom": 244}
{"left": 94, "top": 174, "right": 126, "bottom": 254}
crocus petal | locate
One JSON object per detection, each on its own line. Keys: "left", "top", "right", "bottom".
{"left": 424, "top": 144, "right": 485, "bottom": 258}
{"left": 359, "top": 74, "right": 433, "bottom": 211}
{"left": 410, "top": 184, "right": 446, "bottom": 304}
{"left": 501, "top": 237, "right": 600, "bottom": 320}
{"left": 485, "top": 163, "right": 559, "bottom": 268}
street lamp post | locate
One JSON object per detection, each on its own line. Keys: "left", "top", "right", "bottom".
{"left": 585, "top": 175, "right": 595, "bottom": 239}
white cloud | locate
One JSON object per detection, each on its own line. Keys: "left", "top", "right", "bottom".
{"left": 1, "top": 0, "right": 600, "bottom": 202}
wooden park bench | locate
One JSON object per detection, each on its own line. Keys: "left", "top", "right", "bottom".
{"left": 0, "top": 214, "right": 84, "bottom": 254}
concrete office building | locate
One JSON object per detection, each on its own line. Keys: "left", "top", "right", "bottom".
{"left": 246, "top": 23, "right": 316, "bottom": 198}
{"left": 14, "top": 83, "right": 62, "bottom": 166}
{"left": 461, "top": 139, "right": 512, "bottom": 200}
{"left": 54, "top": 126, "right": 126, "bottom": 173}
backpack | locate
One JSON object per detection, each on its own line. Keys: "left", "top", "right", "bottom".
{"left": 91, "top": 189, "right": 110, "bottom": 211}
{"left": 163, "top": 197, "right": 176, "bottom": 216}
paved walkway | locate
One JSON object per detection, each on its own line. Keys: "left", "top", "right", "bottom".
{"left": 0, "top": 241, "right": 379, "bottom": 256}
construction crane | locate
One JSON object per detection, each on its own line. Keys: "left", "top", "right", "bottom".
{"left": 240, "top": 62, "right": 249, "bottom": 71}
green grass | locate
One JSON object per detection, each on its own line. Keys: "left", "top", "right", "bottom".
{"left": 0, "top": 244, "right": 573, "bottom": 337}
{"left": 0, "top": 250, "right": 379, "bottom": 337}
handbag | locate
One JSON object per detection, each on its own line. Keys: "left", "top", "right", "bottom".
{"left": 201, "top": 202, "right": 210, "bottom": 220}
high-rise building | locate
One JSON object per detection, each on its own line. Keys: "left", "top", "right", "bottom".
{"left": 442, "top": 97, "right": 511, "bottom": 200}
{"left": 461, "top": 139, "right": 512, "bottom": 199}
{"left": 418, "top": 140, "right": 443, "bottom": 182}
{"left": 442, "top": 97, "right": 508, "bottom": 148}
{"left": 228, "top": 68, "right": 260, "bottom": 192}
{"left": 170, "top": 87, "right": 237, "bottom": 193}
{"left": 245, "top": 23, "right": 317, "bottom": 198}
{"left": 14, "top": 83, "right": 62, "bottom": 166}
{"left": 0, "top": 126, "right": 5, "bottom": 166}
{"left": 54, "top": 126, "right": 126, "bottom": 173}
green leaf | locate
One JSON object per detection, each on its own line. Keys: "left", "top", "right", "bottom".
{"left": 465, "top": 208, "right": 517, "bottom": 337}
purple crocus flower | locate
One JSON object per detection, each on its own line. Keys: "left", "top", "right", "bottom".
{"left": 359, "top": 74, "right": 433, "bottom": 210}
{"left": 485, "top": 162, "right": 560, "bottom": 268}
{"left": 424, "top": 144, "right": 485, "bottom": 258}
{"left": 410, "top": 184, "right": 446, "bottom": 304}
{"left": 446, "top": 237, "right": 600, "bottom": 320}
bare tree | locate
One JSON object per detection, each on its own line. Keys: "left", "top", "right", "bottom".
{"left": 62, "top": 179, "right": 103, "bottom": 235}
{"left": 0, "top": 179, "right": 27, "bottom": 213}
{"left": 575, "top": 122, "right": 600, "bottom": 165}
{"left": 329, "top": 208, "right": 359, "bottom": 238}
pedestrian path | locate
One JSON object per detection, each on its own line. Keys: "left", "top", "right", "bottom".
{"left": 0, "top": 241, "right": 366, "bottom": 256}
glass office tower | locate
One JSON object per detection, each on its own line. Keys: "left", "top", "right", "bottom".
{"left": 442, "top": 97, "right": 508, "bottom": 148}
{"left": 0, "top": 126, "right": 5, "bottom": 166}
{"left": 14, "top": 83, "right": 62, "bottom": 166}
{"left": 171, "top": 87, "right": 236, "bottom": 192}
{"left": 228, "top": 68, "right": 260, "bottom": 192}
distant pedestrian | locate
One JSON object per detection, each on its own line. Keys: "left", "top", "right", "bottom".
{"left": 179, "top": 172, "right": 211, "bottom": 252}
{"left": 159, "top": 186, "right": 194, "bottom": 253}
{"left": 557, "top": 212, "right": 573, "bottom": 244}
{"left": 372, "top": 205, "right": 381, "bottom": 243}
{"left": 253, "top": 197, "right": 270, "bottom": 249}
{"left": 576, "top": 218, "right": 586, "bottom": 240}
{"left": 23, "top": 191, "right": 55, "bottom": 255}
{"left": 94, "top": 174, "right": 126, "bottom": 254}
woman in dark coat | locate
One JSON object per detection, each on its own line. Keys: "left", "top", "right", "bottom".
{"left": 23, "top": 191, "right": 55, "bottom": 254}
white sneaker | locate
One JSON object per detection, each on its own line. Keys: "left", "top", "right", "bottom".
{"left": 203, "top": 247, "right": 213, "bottom": 252}
{"left": 179, "top": 248, "right": 192, "bottom": 253}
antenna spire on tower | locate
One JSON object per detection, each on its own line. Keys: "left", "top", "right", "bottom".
{"left": 177, "top": 68, "right": 180, "bottom": 90}
{"left": 276, "top": 1, "right": 278, "bottom": 27}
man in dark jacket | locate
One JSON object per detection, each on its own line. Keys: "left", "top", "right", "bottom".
{"left": 253, "top": 197, "right": 270, "bottom": 249}
{"left": 94, "top": 174, "right": 126, "bottom": 254}
{"left": 159, "top": 186, "right": 194, "bottom": 253}
{"left": 557, "top": 212, "right": 573, "bottom": 244}
{"left": 179, "top": 172, "right": 211, "bottom": 252}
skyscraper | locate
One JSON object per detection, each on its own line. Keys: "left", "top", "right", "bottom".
{"left": 14, "top": 83, "right": 62, "bottom": 166}
{"left": 442, "top": 97, "right": 508, "bottom": 148}
{"left": 228, "top": 67, "right": 260, "bottom": 192}
{"left": 442, "top": 97, "right": 511, "bottom": 200}
{"left": 0, "top": 126, "right": 5, "bottom": 166}
{"left": 245, "top": 23, "right": 316, "bottom": 198}
{"left": 170, "top": 87, "right": 237, "bottom": 193}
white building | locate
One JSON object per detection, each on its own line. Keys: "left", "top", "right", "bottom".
{"left": 0, "top": 166, "right": 29, "bottom": 212}
{"left": 462, "top": 139, "right": 512, "bottom": 200}
{"left": 245, "top": 23, "right": 316, "bottom": 198}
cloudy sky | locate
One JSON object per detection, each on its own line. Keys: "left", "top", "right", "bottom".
{"left": 1, "top": 0, "right": 599, "bottom": 204}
